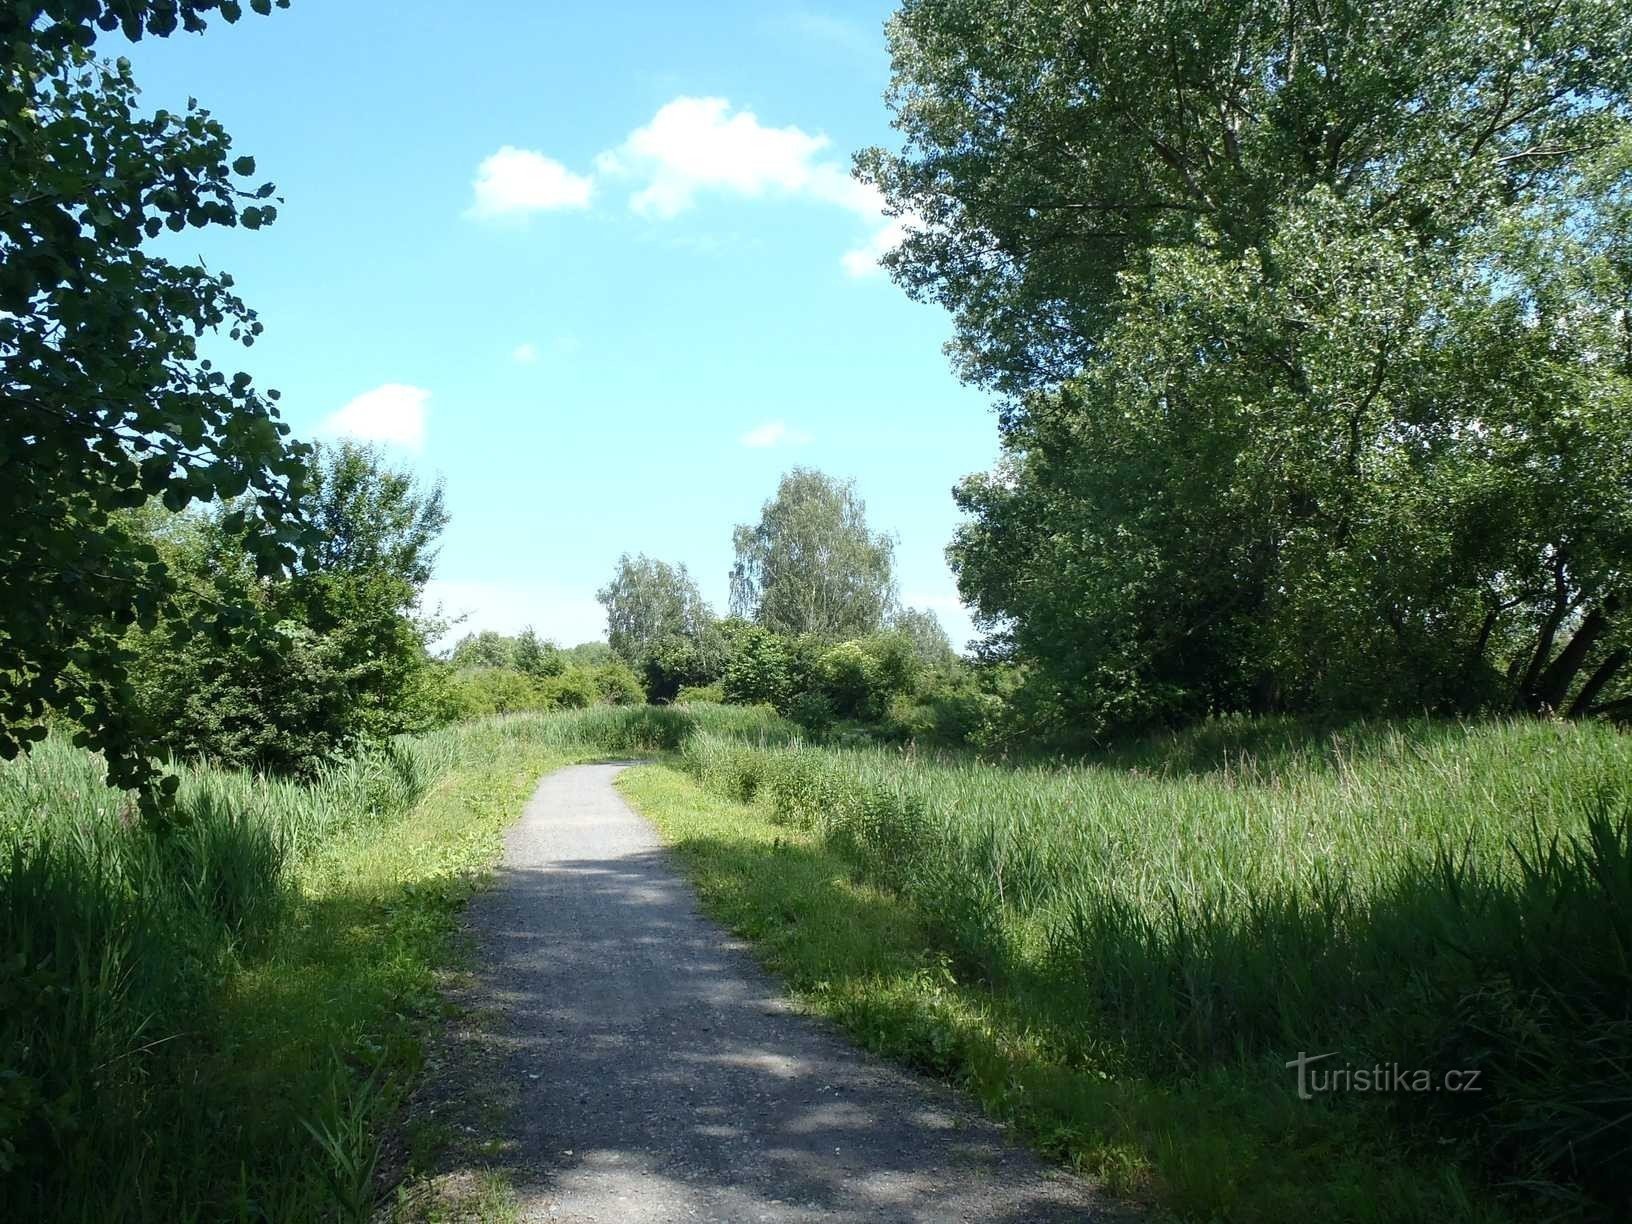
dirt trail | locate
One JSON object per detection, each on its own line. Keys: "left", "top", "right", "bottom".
{"left": 464, "top": 762, "right": 1111, "bottom": 1222}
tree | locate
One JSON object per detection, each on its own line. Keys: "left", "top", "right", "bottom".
{"left": 596, "top": 554, "right": 713, "bottom": 663}
{"left": 868, "top": 0, "right": 1632, "bottom": 729}
{"left": 2, "top": 0, "right": 300, "bottom": 794}
{"left": 127, "top": 442, "right": 449, "bottom": 776}
{"left": 890, "top": 606, "right": 958, "bottom": 669}
{"left": 513, "top": 627, "right": 566, "bottom": 678}
{"left": 730, "top": 468, "right": 898, "bottom": 640}
{"left": 448, "top": 631, "right": 519, "bottom": 670}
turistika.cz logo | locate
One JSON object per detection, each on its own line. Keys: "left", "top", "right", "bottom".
{"left": 1285, "top": 1051, "right": 1484, "bottom": 1101}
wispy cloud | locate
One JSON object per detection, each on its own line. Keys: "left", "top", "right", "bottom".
{"left": 739, "top": 420, "right": 813, "bottom": 449}
{"left": 511, "top": 341, "right": 540, "bottom": 365}
{"left": 467, "top": 146, "right": 593, "bottom": 220}
{"left": 779, "top": 11, "right": 886, "bottom": 63}
{"left": 319, "top": 383, "right": 430, "bottom": 451}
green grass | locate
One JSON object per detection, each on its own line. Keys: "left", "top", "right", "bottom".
{"left": 10, "top": 703, "right": 1625, "bottom": 1221}
{"left": 615, "top": 712, "right": 1632, "bottom": 1222}
{"left": 2, "top": 715, "right": 638, "bottom": 1221}
{"left": 0, "top": 702, "right": 784, "bottom": 1221}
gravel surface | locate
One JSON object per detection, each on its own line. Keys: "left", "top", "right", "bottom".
{"left": 465, "top": 763, "right": 1114, "bottom": 1223}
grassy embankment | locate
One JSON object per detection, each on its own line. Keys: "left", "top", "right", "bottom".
{"left": 0, "top": 707, "right": 736, "bottom": 1223}
{"left": 615, "top": 710, "right": 1632, "bottom": 1223}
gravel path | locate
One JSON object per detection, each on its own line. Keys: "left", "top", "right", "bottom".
{"left": 465, "top": 763, "right": 1113, "bottom": 1223}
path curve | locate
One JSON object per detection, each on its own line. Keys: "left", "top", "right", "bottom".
{"left": 466, "top": 763, "right": 1111, "bottom": 1223}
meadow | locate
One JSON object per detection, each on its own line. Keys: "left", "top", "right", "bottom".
{"left": 4, "top": 703, "right": 1627, "bottom": 1221}
{"left": 619, "top": 709, "right": 1632, "bottom": 1221}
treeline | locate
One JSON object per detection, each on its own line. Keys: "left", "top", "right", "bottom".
{"left": 443, "top": 467, "right": 981, "bottom": 742}
{"left": 600, "top": 468, "right": 993, "bottom": 743}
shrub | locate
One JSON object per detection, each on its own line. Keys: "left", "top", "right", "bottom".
{"left": 538, "top": 668, "right": 599, "bottom": 710}
{"left": 786, "top": 691, "right": 838, "bottom": 735}
{"left": 674, "top": 683, "right": 725, "bottom": 705}
{"left": 816, "top": 641, "right": 879, "bottom": 719}
{"left": 641, "top": 633, "right": 726, "bottom": 704}
{"left": 722, "top": 625, "right": 791, "bottom": 707}
{"left": 449, "top": 667, "right": 545, "bottom": 716}
{"left": 513, "top": 629, "right": 566, "bottom": 678}
{"left": 592, "top": 660, "right": 645, "bottom": 706}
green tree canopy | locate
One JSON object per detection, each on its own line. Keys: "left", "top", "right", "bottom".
{"left": 867, "top": 0, "right": 1632, "bottom": 731}
{"left": 596, "top": 553, "right": 713, "bottom": 663}
{"left": 2, "top": 0, "right": 298, "bottom": 792}
{"left": 730, "top": 468, "right": 898, "bottom": 640}
{"left": 447, "top": 631, "right": 520, "bottom": 670}
{"left": 128, "top": 442, "right": 448, "bottom": 776}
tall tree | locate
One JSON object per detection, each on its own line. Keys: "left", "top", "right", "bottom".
{"left": 730, "top": 468, "right": 898, "bottom": 640}
{"left": 596, "top": 554, "right": 712, "bottom": 663}
{"left": 866, "top": 0, "right": 1632, "bottom": 728}
{"left": 2, "top": 0, "right": 299, "bottom": 793}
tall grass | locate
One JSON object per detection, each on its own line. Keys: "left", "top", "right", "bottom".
{"left": 0, "top": 704, "right": 786, "bottom": 1220}
{"left": 667, "top": 713, "right": 1632, "bottom": 1213}
{"left": 0, "top": 735, "right": 447, "bottom": 1219}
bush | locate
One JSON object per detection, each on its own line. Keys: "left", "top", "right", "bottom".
{"left": 124, "top": 445, "right": 448, "bottom": 779}
{"left": 816, "top": 641, "right": 878, "bottom": 719}
{"left": 448, "top": 667, "right": 545, "bottom": 716}
{"left": 592, "top": 660, "right": 645, "bottom": 706}
{"left": 722, "top": 625, "right": 791, "bottom": 707}
{"left": 538, "top": 668, "right": 599, "bottom": 710}
{"left": 786, "top": 691, "right": 838, "bottom": 735}
{"left": 674, "top": 683, "right": 725, "bottom": 705}
{"left": 639, "top": 632, "right": 728, "bottom": 704}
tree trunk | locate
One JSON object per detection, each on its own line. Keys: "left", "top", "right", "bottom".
{"left": 1534, "top": 594, "right": 1621, "bottom": 713}
{"left": 1517, "top": 558, "right": 1571, "bottom": 708}
{"left": 1568, "top": 648, "right": 1629, "bottom": 719}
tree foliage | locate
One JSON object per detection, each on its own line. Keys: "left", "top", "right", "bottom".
{"left": 596, "top": 553, "right": 713, "bottom": 664}
{"left": 1, "top": 0, "right": 298, "bottom": 792}
{"left": 730, "top": 468, "right": 898, "bottom": 640}
{"left": 866, "top": 0, "right": 1632, "bottom": 732}
{"left": 127, "top": 444, "right": 447, "bottom": 776}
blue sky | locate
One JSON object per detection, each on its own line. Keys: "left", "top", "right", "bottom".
{"left": 123, "top": 1, "right": 997, "bottom": 648}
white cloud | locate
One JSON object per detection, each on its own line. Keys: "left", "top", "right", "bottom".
{"left": 422, "top": 579, "right": 606, "bottom": 651}
{"left": 597, "top": 96, "right": 877, "bottom": 219}
{"left": 319, "top": 383, "right": 430, "bottom": 451}
{"left": 512, "top": 342, "right": 540, "bottom": 365}
{"left": 739, "top": 420, "right": 813, "bottom": 449}
{"left": 468, "top": 146, "right": 593, "bottom": 220}
{"left": 466, "top": 98, "right": 917, "bottom": 273}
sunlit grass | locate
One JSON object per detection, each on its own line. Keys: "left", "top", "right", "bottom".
{"left": 0, "top": 717, "right": 624, "bottom": 1221}
{"left": 625, "top": 712, "right": 1632, "bottom": 1222}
